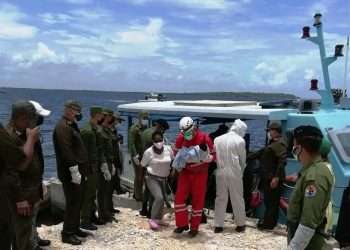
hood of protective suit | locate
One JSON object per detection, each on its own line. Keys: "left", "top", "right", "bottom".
{"left": 229, "top": 119, "right": 247, "bottom": 137}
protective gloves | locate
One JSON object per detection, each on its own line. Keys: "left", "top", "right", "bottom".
{"left": 69, "top": 165, "right": 81, "bottom": 184}
{"left": 132, "top": 154, "right": 140, "bottom": 165}
{"left": 111, "top": 163, "right": 116, "bottom": 176}
{"left": 101, "top": 162, "right": 112, "bottom": 181}
{"left": 288, "top": 224, "right": 315, "bottom": 250}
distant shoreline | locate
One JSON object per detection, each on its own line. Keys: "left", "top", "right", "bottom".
{"left": 0, "top": 86, "right": 297, "bottom": 99}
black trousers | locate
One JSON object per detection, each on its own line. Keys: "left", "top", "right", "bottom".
{"left": 97, "top": 173, "right": 112, "bottom": 221}
{"left": 62, "top": 181, "right": 81, "bottom": 235}
{"left": 262, "top": 178, "right": 281, "bottom": 227}
{"left": 0, "top": 193, "right": 14, "bottom": 250}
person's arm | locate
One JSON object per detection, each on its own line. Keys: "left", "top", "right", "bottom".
{"left": 288, "top": 179, "right": 329, "bottom": 250}
{"left": 273, "top": 142, "right": 287, "bottom": 178}
{"left": 128, "top": 126, "right": 138, "bottom": 157}
{"left": 247, "top": 148, "right": 263, "bottom": 160}
{"left": 238, "top": 140, "right": 247, "bottom": 172}
{"left": 55, "top": 123, "right": 78, "bottom": 166}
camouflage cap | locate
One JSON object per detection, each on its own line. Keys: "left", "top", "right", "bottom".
{"left": 64, "top": 100, "right": 82, "bottom": 111}
{"left": 103, "top": 108, "right": 114, "bottom": 116}
{"left": 90, "top": 106, "right": 103, "bottom": 116}
{"left": 138, "top": 111, "right": 149, "bottom": 119}
{"left": 11, "top": 100, "right": 36, "bottom": 119}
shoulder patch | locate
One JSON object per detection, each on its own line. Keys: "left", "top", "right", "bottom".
{"left": 305, "top": 184, "right": 317, "bottom": 198}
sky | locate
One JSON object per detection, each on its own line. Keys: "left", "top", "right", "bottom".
{"left": 0, "top": 0, "right": 349, "bottom": 96}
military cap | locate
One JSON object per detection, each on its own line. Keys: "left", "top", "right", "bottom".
{"left": 64, "top": 100, "right": 82, "bottom": 111}
{"left": 320, "top": 138, "right": 331, "bottom": 157}
{"left": 138, "top": 111, "right": 149, "bottom": 119}
{"left": 155, "top": 119, "right": 169, "bottom": 130}
{"left": 113, "top": 111, "right": 125, "bottom": 121}
{"left": 266, "top": 122, "right": 282, "bottom": 132}
{"left": 90, "top": 106, "right": 103, "bottom": 116}
{"left": 11, "top": 101, "right": 36, "bottom": 119}
{"left": 103, "top": 108, "right": 114, "bottom": 116}
{"left": 293, "top": 125, "right": 323, "bottom": 139}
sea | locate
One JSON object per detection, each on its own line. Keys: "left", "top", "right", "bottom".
{"left": 0, "top": 87, "right": 295, "bottom": 180}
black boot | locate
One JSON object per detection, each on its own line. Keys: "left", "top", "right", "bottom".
{"left": 235, "top": 225, "right": 246, "bottom": 233}
{"left": 173, "top": 225, "right": 189, "bottom": 234}
{"left": 62, "top": 233, "right": 82, "bottom": 245}
{"left": 80, "top": 223, "right": 98, "bottom": 231}
{"left": 75, "top": 229, "right": 89, "bottom": 238}
{"left": 38, "top": 237, "right": 51, "bottom": 246}
{"left": 214, "top": 227, "right": 223, "bottom": 233}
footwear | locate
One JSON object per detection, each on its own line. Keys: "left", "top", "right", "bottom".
{"left": 139, "top": 209, "right": 148, "bottom": 217}
{"left": 214, "top": 227, "right": 224, "bottom": 233}
{"left": 75, "top": 229, "right": 89, "bottom": 238}
{"left": 188, "top": 230, "right": 198, "bottom": 238}
{"left": 235, "top": 225, "right": 246, "bottom": 233}
{"left": 38, "top": 238, "right": 51, "bottom": 247}
{"left": 116, "top": 189, "right": 126, "bottom": 195}
{"left": 112, "top": 217, "right": 119, "bottom": 223}
{"left": 173, "top": 225, "right": 189, "bottom": 234}
{"left": 112, "top": 208, "right": 120, "bottom": 214}
{"left": 201, "top": 212, "right": 207, "bottom": 224}
{"left": 257, "top": 223, "right": 275, "bottom": 230}
{"left": 35, "top": 247, "right": 44, "bottom": 250}
{"left": 148, "top": 219, "right": 160, "bottom": 230}
{"left": 62, "top": 234, "right": 82, "bottom": 245}
{"left": 92, "top": 217, "right": 107, "bottom": 225}
{"left": 80, "top": 223, "right": 98, "bottom": 231}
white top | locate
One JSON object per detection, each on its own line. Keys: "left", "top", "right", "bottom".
{"left": 141, "top": 145, "right": 174, "bottom": 177}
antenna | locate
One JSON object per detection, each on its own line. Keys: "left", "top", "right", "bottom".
{"left": 343, "top": 36, "right": 349, "bottom": 97}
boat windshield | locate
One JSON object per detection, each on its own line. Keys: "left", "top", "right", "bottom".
{"left": 328, "top": 127, "right": 350, "bottom": 163}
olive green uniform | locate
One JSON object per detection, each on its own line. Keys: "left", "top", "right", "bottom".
{"left": 128, "top": 123, "right": 146, "bottom": 200}
{"left": 53, "top": 117, "right": 88, "bottom": 235}
{"left": 287, "top": 157, "right": 334, "bottom": 250}
{"left": 0, "top": 123, "right": 26, "bottom": 250}
{"left": 110, "top": 127, "right": 123, "bottom": 193}
{"left": 141, "top": 126, "right": 156, "bottom": 153}
{"left": 99, "top": 127, "right": 114, "bottom": 221}
{"left": 249, "top": 137, "right": 287, "bottom": 227}
{"left": 6, "top": 125, "right": 44, "bottom": 250}
{"left": 80, "top": 122, "right": 105, "bottom": 225}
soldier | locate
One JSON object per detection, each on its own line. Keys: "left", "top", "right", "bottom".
{"left": 6, "top": 101, "right": 50, "bottom": 250}
{"left": 98, "top": 108, "right": 117, "bottom": 222}
{"left": 110, "top": 112, "right": 125, "bottom": 195}
{"left": 0, "top": 121, "right": 39, "bottom": 250}
{"left": 53, "top": 100, "right": 89, "bottom": 245}
{"left": 248, "top": 122, "right": 287, "bottom": 230}
{"left": 287, "top": 126, "right": 334, "bottom": 250}
{"left": 128, "top": 111, "right": 149, "bottom": 201}
{"left": 80, "top": 106, "right": 106, "bottom": 230}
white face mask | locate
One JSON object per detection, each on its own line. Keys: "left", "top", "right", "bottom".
{"left": 267, "top": 132, "right": 272, "bottom": 141}
{"left": 153, "top": 141, "right": 164, "bottom": 149}
{"left": 141, "top": 119, "right": 148, "bottom": 127}
{"left": 292, "top": 145, "right": 302, "bottom": 161}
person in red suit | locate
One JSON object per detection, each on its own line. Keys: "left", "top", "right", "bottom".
{"left": 173, "top": 116, "right": 214, "bottom": 237}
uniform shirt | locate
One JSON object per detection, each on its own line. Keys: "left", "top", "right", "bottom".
{"left": 0, "top": 123, "right": 25, "bottom": 195}
{"left": 141, "top": 126, "right": 157, "bottom": 153}
{"left": 110, "top": 127, "right": 122, "bottom": 170}
{"left": 175, "top": 129, "right": 214, "bottom": 173}
{"left": 287, "top": 156, "right": 334, "bottom": 230}
{"left": 128, "top": 123, "right": 145, "bottom": 157}
{"left": 100, "top": 127, "right": 114, "bottom": 164}
{"left": 81, "top": 122, "right": 106, "bottom": 173}
{"left": 53, "top": 117, "right": 89, "bottom": 182}
{"left": 249, "top": 137, "right": 287, "bottom": 179}
{"left": 141, "top": 145, "right": 173, "bottom": 177}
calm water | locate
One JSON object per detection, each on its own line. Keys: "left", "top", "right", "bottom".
{"left": 0, "top": 88, "right": 294, "bottom": 179}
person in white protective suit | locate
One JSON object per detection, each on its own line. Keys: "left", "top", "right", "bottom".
{"left": 213, "top": 119, "right": 247, "bottom": 233}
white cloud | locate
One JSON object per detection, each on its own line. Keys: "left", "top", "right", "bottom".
{"left": 119, "top": 0, "right": 249, "bottom": 11}
{"left": 304, "top": 68, "right": 317, "bottom": 80}
{"left": 63, "top": 0, "right": 93, "bottom": 4}
{"left": 0, "top": 3, "right": 38, "bottom": 39}
{"left": 40, "top": 13, "right": 73, "bottom": 24}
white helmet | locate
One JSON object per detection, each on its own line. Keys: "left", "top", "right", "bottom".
{"left": 179, "top": 116, "right": 194, "bottom": 131}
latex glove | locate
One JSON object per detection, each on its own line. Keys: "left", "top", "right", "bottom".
{"left": 288, "top": 224, "right": 315, "bottom": 250}
{"left": 16, "top": 200, "right": 32, "bottom": 216}
{"left": 270, "top": 177, "right": 279, "bottom": 189}
{"left": 111, "top": 164, "right": 116, "bottom": 176}
{"left": 101, "top": 163, "right": 112, "bottom": 181}
{"left": 132, "top": 155, "right": 140, "bottom": 166}
{"left": 69, "top": 165, "right": 81, "bottom": 184}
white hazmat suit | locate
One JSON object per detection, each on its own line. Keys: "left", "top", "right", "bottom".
{"left": 214, "top": 119, "right": 247, "bottom": 227}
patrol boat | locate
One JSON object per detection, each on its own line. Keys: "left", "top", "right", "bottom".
{"left": 117, "top": 13, "right": 349, "bottom": 230}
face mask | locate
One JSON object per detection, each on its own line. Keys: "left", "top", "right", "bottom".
{"left": 141, "top": 119, "right": 148, "bottom": 127}
{"left": 184, "top": 129, "right": 193, "bottom": 141}
{"left": 292, "top": 145, "right": 302, "bottom": 160}
{"left": 267, "top": 132, "right": 272, "bottom": 141}
{"left": 98, "top": 118, "right": 105, "bottom": 125}
{"left": 36, "top": 115, "right": 44, "bottom": 126}
{"left": 109, "top": 117, "right": 116, "bottom": 125}
{"left": 153, "top": 141, "right": 164, "bottom": 150}
{"left": 75, "top": 113, "right": 82, "bottom": 122}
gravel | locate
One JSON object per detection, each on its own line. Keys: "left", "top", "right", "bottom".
{"left": 37, "top": 207, "right": 288, "bottom": 250}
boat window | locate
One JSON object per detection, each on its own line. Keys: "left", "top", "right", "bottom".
{"left": 328, "top": 127, "right": 350, "bottom": 163}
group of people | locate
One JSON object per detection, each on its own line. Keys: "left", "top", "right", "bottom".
{"left": 0, "top": 100, "right": 125, "bottom": 249}
{"left": 129, "top": 112, "right": 335, "bottom": 250}
{"left": 0, "top": 99, "right": 338, "bottom": 250}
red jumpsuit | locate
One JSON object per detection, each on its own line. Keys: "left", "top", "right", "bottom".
{"left": 174, "top": 129, "right": 214, "bottom": 231}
